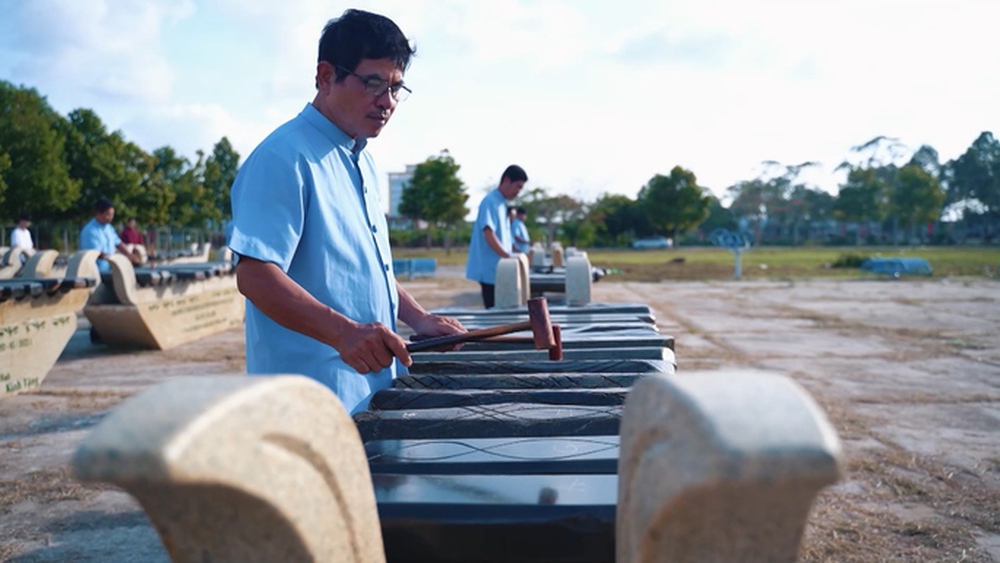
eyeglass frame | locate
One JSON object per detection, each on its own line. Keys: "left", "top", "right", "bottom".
{"left": 336, "top": 65, "right": 411, "bottom": 101}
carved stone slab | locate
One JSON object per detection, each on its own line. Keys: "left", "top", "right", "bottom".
{"left": 406, "top": 359, "right": 672, "bottom": 375}
{"left": 74, "top": 375, "right": 386, "bottom": 563}
{"left": 394, "top": 373, "right": 644, "bottom": 390}
{"left": 366, "top": 435, "right": 619, "bottom": 475}
{"left": 355, "top": 403, "right": 623, "bottom": 441}
{"left": 85, "top": 256, "right": 245, "bottom": 350}
{"left": 375, "top": 473, "right": 616, "bottom": 563}
{"left": 617, "top": 370, "right": 843, "bottom": 563}
{"left": 369, "top": 387, "right": 631, "bottom": 410}
{"left": 455, "top": 333, "right": 673, "bottom": 352}
{"left": 0, "top": 278, "right": 93, "bottom": 397}
{"left": 410, "top": 346, "right": 675, "bottom": 363}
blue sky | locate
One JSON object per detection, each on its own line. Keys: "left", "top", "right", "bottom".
{"left": 2, "top": 0, "right": 997, "bottom": 215}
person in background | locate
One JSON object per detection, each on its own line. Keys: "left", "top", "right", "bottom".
{"left": 79, "top": 199, "right": 142, "bottom": 273}
{"left": 119, "top": 217, "right": 145, "bottom": 246}
{"left": 228, "top": 9, "right": 465, "bottom": 414}
{"left": 10, "top": 213, "right": 34, "bottom": 252}
{"left": 512, "top": 206, "right": 531, "bottom": 254}
{"left": 465, "top": 164, "right": 528, "bottom": 308}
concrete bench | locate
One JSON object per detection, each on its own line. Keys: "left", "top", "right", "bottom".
{"left": 392, "top": 257, "right": 437, "bottom": 280}
{"left": 74, "top": 368, "right": 841, "bottom": 562}
{"left": 84, "top": 254, "right": 244, "bottom": 350}
{"left": 1, "top": 250, "right": 100, "bottom": 397}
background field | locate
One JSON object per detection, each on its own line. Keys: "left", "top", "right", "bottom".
{"left": 393, "top": 245, "right": 1000, "bottom": 281}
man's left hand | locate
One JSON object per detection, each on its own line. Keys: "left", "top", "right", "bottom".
{"left": 411, "top": 314, "right": 465, "bottom": 340}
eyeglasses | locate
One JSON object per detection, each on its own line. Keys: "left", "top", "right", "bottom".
{"left": 337, "top": 66, "right": 411, "bottom": 102}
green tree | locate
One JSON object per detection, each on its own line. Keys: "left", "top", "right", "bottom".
{"left": 696, "top": 195, "right": 736, "bottom": 239}
{"left": 0, "top": 81, "right": 79, "bottom": 218}
{"left": 398, "top": 150, "right": 469, "bottom": 248}
{"left": 58, "top": 108, "right": 144, "bottom": 222}
{"left": 945, "top": 131, "right": 1000, "bottom": 216}
{"left": 834, "top": 167, "right": 889, "bottom": 245}
{"left": 637, "top": 166, "right": 711, "bottom": 244}
{"left": 587, "top": 193, "right": 650, "bottom": 246}
{"left": 518, "top": 188, "right": 586, "bottom": 246}
{"left": 204, "top": 137, "right": 240, "bottom": 225}
{"left": 890, "top": 164, "right": 945, "bottom": 243}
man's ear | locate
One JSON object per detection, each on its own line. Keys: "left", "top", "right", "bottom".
{"left": 316, "top": 62, "right": 334, "bottom": 91}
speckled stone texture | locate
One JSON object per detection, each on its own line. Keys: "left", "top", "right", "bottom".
{"left": 617, "top": 370, "right": 843, "bottom": 563}
{"left": 566, "top": 255, "right": 592, "bottom": 306}
{"left": 73, "top": 375, "right": 385, "bottom": 563}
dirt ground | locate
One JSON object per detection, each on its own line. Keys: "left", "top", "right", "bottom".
{"left": 1, "top": 272, "right": 999, "bottom": 562}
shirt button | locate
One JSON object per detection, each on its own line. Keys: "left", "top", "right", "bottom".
{"left": 383, "top": 264, "right": 390, "bottom": 272}
{"left": 371, "top": 225, "right": 378, "bottom": 233}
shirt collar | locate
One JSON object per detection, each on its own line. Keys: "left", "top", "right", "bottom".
{"left": 301, "top": 103, "right": 367, "bottom": 154}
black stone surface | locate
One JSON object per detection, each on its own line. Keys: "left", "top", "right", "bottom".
{"left": 406, "top": 358, "right": 671, "bottom": 375}
{"left": 394, "top": 373, "right": 644, "bottom": 391}
{"left": 367, "top": 435, "right": 619, "bottom": 475}
{"left": 457, "top": 334, "right": 672, "bottom": 351}
{"left": 369, "top": 387, "right": 630, "bottom": 410}
{"left": 355, "top": 403, "right": 622, "bottom": 441}
{"left": 410, "top": 346, "right": 675, "bottom": 362}
{"left": 374, "top": 473, "right": 616, "bottom": 563}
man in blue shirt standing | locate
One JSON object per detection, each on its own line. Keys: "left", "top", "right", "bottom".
{"left": 465, "top": 165, "right": 528, "bottom": 308}
{"left": 229, "top": 9, "right": 465, "bottom": 413}
{"left": 512, "top": 207, "right": 531, "bottom": 254}
{"left": 79, "top": 198, "right": 142, "bottom": 273}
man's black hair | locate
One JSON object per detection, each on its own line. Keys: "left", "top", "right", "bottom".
{"left": 516, "top": 207, "right": 527, "bottom": 215}
{"left": 501, "top": 164, "right": 528, "bottom": 184}
{"left": 319, "top": 9, "right": 415, "bottom": 83}
{"left": 94, "top": 198, "right": 114, "bottom": 213}
{"left": 17, "top": 212, "right": 30, "bottom": 222}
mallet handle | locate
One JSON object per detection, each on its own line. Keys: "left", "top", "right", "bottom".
{"left": 406, "top": 321, "right": 532, "bottom": 352}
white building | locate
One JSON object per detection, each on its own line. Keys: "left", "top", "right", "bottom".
{"left": 387, "top": 164, "right": 418, "bottom": 219}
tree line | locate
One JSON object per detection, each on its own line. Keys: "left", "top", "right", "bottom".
{"left": 0, "top": 81, "right": 238, "bottom": 250}
{"left": 5, "top": 80, "right": 998, "bottom": 251}
{"left": 398, "top": 134, "right": 1000, "bottom": 248}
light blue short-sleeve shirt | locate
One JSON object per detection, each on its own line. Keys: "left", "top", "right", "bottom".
{"left": 465, "top": 188, "right": 513, "bottom": 284}
{"left": 79, "top": 218, "right": 121, "bottom": 273}
{"left": 229, "top": 103, "right": 399, "bottom": 413}
{"left": 512, "top": 218, "right": 530, "bottom": 253}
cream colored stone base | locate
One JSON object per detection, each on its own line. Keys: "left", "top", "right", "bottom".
{"left": 85, "top": 284, "right": 245, "bottom": 350}
{"left": 0, "top": 288, "right": 90, "bottom": 398}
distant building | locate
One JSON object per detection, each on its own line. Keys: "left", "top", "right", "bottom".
{"left": 387, "top": 164, "right": 418, "bottom": 219}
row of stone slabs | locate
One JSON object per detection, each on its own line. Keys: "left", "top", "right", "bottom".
{"left": 353, "top": 303, "right": 670, "bottom": 563}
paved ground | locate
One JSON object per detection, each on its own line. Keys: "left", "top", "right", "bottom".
{"left": 1, "top": 275, "right": 998, "bottom": 561}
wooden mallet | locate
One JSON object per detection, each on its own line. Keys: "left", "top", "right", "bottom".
{"left": 407, "top": 297, "right": 562, "bottom": 360}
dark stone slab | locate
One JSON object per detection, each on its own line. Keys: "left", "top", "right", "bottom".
{"left": 355, "top": 403, "right": 622, "bottom": 441}
{"left": 394, "top": 373, "right": 645, "bottom": 390}
{"left": 410, "top": 346, "right": 675, "bottom": 363}
{"left": 406, "top": 359, "right": 671, "bottom": 375}
{"left": 369, "top": 387, "right": 630, "bottom": 410}
{"left": 375, "top": 473, "right": 616, "bottom": 563}
{"left": 447, "top": 312, "right": 656, "bottom": 326}
{"left": 433, "top": 302, "right": 653, "bottom": 320}
{"left": 457, "top": 334, "right": 672, "bottom": 352}
{"left": 0, "top": 280, "right": 43, "bottom": 301}
{"left": 367, "top": 435, "right": 619, "bottom": 475}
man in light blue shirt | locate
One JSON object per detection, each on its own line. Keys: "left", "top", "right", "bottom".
{"left": 465, "top": 165, "right": 528, "bottom": 308}
{"left": 229, "top": 9, "right": 464, "bottom": 413}
{"left": 512, "top": 207, "right": 531, "bottom": 254}
{"left": 79, "top": 198, "right": 141, "bottom": 273}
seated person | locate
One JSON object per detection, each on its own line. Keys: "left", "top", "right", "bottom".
{"left": 79, "top": 199, "right": 142, "bottom": 273}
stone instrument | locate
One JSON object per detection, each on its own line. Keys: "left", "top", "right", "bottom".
{"left": 407, "top": 296, "right": 562, "bottom": 360}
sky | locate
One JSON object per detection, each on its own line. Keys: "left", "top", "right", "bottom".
{"left": 2, "top": 0, "right": 998, "bottom": 215}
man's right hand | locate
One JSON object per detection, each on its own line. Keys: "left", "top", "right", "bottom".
{"left": 335, "top": 321, "right": 412, "bottom": 374}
